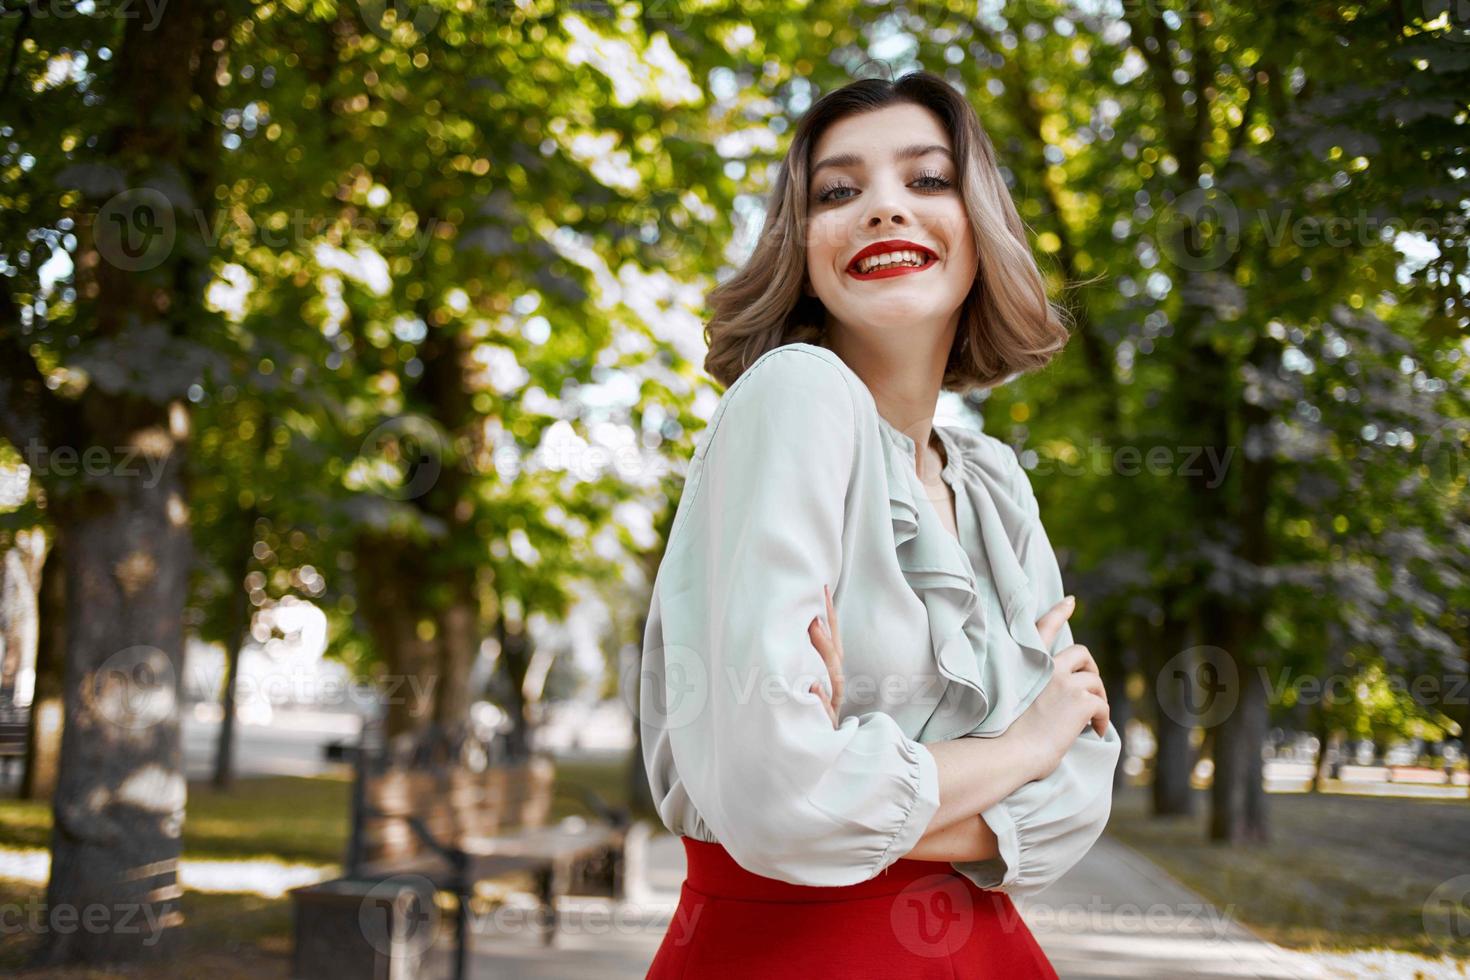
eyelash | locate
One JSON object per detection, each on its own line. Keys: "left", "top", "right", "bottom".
{"left": 813, "top": 169, "right": 954, "bottom": 204}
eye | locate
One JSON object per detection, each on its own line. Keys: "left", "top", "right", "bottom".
{"left": 812, "top": 169, "right": 955, "bottom": 204}
{"left": 913, "top": 168, "right": 953, "bottom": 191}
{"left": 814, "top": 180, "right": 857, "bottom": 204}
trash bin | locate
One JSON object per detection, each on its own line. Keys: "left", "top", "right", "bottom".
{"left": 290, "top": 876, "right": 441, "bottom": 980}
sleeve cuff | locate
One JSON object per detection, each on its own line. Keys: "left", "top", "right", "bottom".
{"left": 950, "top": 793, "right": 1021, "bottom": 892}
{"left": 871, "top": 738, "right": 943, "bottom": 875}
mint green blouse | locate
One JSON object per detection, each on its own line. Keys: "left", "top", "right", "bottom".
{"left": 638, "top": 342, "right": 1121, "bottom": 898}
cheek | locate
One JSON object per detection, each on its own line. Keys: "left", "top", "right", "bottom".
{"left": 805, "top": 216, "right": 842, "bottom": 273}
{"left": 943, "top": 220, "right": 979, "bottom": 276}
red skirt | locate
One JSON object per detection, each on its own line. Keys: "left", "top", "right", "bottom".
{"left": 645, "top": 837, "right": 1059, "bottom": 979}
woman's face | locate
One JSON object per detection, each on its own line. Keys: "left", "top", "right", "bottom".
{"left": 804, "top": 102, "right": 978, "bottom": 349}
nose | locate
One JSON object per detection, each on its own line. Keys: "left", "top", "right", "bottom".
{"left": 861, "top": 175, "right": 913, "bottom": 228}
{"left": 866, "top": 208, "right": 909, "bottom": 228}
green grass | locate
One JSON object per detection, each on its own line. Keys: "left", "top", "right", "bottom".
{"left": 1106, "top": 783, "right": 1470, "bottom": 959}
{"left": 0, "top": 775, "right": 347, "bottom": 975}
{"left": 179, "top": 775, "right": 352, "bottom": 865}
{"left": 0, "top": 756, "right": 644, "bottom": 975}
{"left": 0, "top": 775, "right": 351, "bottom": 866}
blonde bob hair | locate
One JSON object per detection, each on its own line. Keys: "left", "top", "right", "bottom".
{"left": 703, "top": 70, "right": 1077, "bottom": 392}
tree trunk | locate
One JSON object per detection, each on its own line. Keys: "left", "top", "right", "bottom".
{"left": 433, "top": 569, "right": 478, "bottom": 730}
{"left": 42, "top": 433, "right": 193, "bottom": 963}
{"left": 1208, "top": 624, "right": 1270, "bottom": 844}
{"left": 353, "top": 535, "right": 439, "bottom": 738}
{"left": 1309, "top": 707, "right": 1332, "bottom": 794}
{"left": 1150, "top": 611, "right": 1195, "bottom": 816}
{"left": 22, "top": 532, "right": 63, "bottom": 801}
{"left": 0, "top": 527, "right": 45, "bottom": 702}
{"left": 495, "top": 615, "right": 534, "bottom": 760}
{"left": 1100, "top": 611, "right": 1133, "bottom": 795}
{"left": 210, "top": 528, "right": 254, "bottom": 791}
{"left": 31, "top": 2, "right": 227, "bottom": 962}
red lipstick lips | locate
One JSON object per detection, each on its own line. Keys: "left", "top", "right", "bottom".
{"left": 846, "top": 239, "right": 939, "bottom": 280}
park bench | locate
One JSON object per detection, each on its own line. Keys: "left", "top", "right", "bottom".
{"left": 292, "top": 723, "right": 629, "bottom": 980}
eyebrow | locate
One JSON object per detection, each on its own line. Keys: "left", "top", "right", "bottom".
{"left": 810, "top": 143, "right": 954, "bottom": 180}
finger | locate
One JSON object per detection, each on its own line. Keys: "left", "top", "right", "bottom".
{"left": 810, "top": 616, "right": 839, "bottom": 674}
{"left": 809, "top": 619, "right": 844, "bottom": 706}
{"left": 1092, "top": 696, "right": 1110, "bottom": 737}
{"left": 1061, "top": 643, "right": 1098, "bottom": 677}
{"left": 1035, "top": 595, "right": 1075, "bottom": 651}
{"left": 824, "top": 584, "right": 842, "bottom": 650}
{"left": 1058, "top": 643, "right": 1093, "bottom": 675}
{"left": 1071, "top": 671, "right": 1107, "bottom": 703}
{"left": 815, "top": 595, "right": 844, "bottom": 706}
{"left": 810, "top": 681, "right": 837, "bottom": 727}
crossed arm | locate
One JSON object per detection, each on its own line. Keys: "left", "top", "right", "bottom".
{"left": 806, "top": 586, "right": 1110, "bottom": 866}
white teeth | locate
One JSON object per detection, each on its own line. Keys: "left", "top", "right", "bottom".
{"left": 854, "top": 249, "right": 932, "bottom": 274}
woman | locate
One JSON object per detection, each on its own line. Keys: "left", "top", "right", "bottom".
{"left": 639, "top": 70, "right": 1121, "bottom": 979}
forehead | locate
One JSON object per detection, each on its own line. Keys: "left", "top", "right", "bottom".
{"left": 810, "top": 102, "right": 951, "bottom": 162}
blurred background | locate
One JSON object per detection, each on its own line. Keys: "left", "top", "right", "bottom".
{"left": 0, "top": 1, "right": 1467, "bottom": 977}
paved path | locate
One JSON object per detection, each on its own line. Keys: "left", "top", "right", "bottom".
{"left": 449, "top": 822, "right": 1345, "bottom": 979}
{"left": 1018, "top": 835, "right": 1324, "bottom": 979}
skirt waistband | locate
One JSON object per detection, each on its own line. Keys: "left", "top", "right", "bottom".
{"left": 679, "top": 836, "right": 972, "bottom": 903}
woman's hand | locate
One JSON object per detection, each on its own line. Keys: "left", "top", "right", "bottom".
{"left": 1007, "top": 595, "right": 1111, "bottom": 780}
{"left": 807, "top": 584, "right": 844, "bottom": 727}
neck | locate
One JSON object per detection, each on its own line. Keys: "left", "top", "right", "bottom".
{"left": 825, "top": 320, "right": 954, "bottom": 483}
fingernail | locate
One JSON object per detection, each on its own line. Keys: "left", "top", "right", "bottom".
{"left": 1065, "top": 595, "right": 1076, "bottom": 606}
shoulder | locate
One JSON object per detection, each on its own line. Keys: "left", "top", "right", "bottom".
{"left": 729, "top": 342, "right": 856, "bottom": 403}
{"left": 697, "top": 343, "right": 858, "bottom": 457}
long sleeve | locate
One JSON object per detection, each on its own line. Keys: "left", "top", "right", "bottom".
{"left": 953, "top": 442, "right": 1122, "bottom": 899}
{"left": 641, "top": 348, "right": 942, "bottom": 886}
